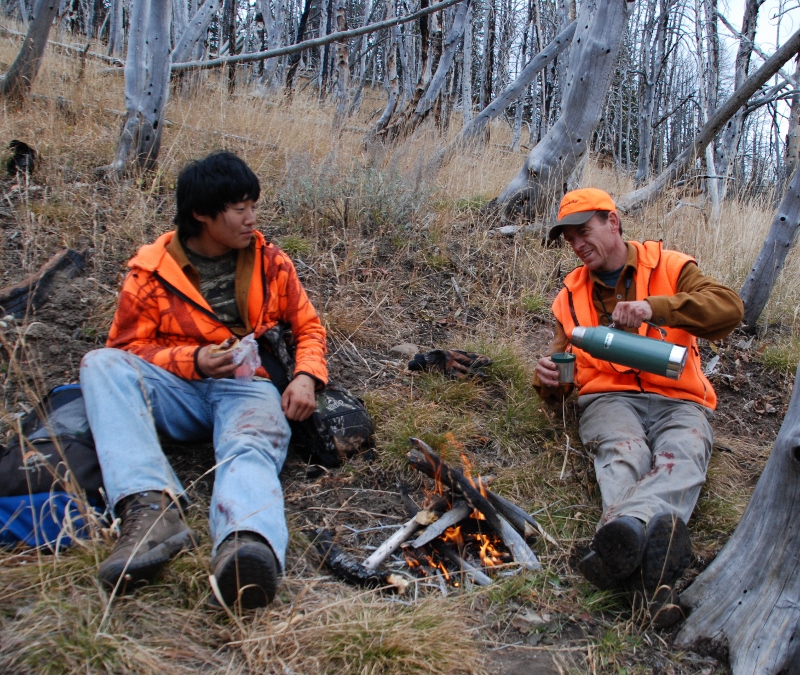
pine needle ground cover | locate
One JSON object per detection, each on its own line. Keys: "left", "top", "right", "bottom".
{"left": 0, "top": 34, "right": 797, "bottom": 674}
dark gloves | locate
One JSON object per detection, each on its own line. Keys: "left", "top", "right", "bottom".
{"left": 408, "top": 349, "right": 493, "bottom": 379}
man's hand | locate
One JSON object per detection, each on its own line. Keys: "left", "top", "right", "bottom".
{"left": 196, "top": 345, "right": 239, "bottom": 379}
{"left": 612, "top": 300, "right": 653, "bottom": 328}
{"left": 282, "top": 373, "right": 317, "bottom": 421}
{"left": 535, "top": 356, "right": 561, "bottom": 388}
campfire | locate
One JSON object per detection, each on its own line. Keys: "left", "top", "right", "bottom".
{"left": 314, "top": 438, "right": 555, "bottom": 591}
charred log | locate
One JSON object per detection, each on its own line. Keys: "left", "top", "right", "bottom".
{"left": 313, "top": 529, "right": 408, "bottom": 591}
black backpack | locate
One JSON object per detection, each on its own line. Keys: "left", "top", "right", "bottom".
{"left": 259, "top": 325, "right": 375, "bottom": 468}
{"left": 0, "top": 384, "right": 103, "bottom": 548}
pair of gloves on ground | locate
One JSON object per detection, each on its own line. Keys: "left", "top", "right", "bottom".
{"left": 407, "top": 349, "right": 492, "bottom": 379}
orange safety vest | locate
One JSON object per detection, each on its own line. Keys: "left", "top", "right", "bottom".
{"left": 107, "top": 231, "right": 328, "bottom": 383}
{"left": 552, "top": 240, "right": 716, "bottom": 409}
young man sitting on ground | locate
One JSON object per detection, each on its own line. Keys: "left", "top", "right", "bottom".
{"left": 81, "top": 151, "right": 327, "bottom": 609}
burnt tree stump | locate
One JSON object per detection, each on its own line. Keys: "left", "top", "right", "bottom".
{"left": 676, "top": 364, "right": 800, "bottom": 673}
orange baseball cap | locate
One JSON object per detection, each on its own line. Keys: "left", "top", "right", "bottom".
{"left": 549, "top": 188, "right": 617, "bottom": 239}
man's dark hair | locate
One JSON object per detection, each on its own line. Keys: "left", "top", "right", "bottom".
{"left": 174, "top": 151, "right": 260, "bottom": 239}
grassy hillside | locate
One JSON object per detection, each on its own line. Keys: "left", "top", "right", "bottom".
{"left": 0, "top": 29, "right": 798, "bottom": 674}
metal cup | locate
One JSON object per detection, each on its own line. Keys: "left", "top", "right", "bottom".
{"left": 551, "top": 352, "right": 576, "bottom": 384}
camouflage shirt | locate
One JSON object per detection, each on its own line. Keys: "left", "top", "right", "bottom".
{"left": 183, "top": 246, "right": 244, "bottom": 329}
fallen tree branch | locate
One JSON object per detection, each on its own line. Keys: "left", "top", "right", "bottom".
{"left": 617, "top": 25, "right": 800, "bottom": 214}
{"left": 0, "top": 26, "right": 124, "bottom": 66}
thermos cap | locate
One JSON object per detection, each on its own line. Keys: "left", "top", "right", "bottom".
{"left": 666, "top": 344, "right": 688, "bottom": 380}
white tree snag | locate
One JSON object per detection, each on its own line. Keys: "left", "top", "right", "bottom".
{"left": 461, "top": 0, "right": 473, "bottom": 124}
{"left": 171, "top": 0, "right": 219, "bottom": 65}
{"left": 676, "top": 363, "right": 800, "bottom": 674}
{"left": 111, "top": 0, "right": 172, "bottom": 178}
{"left": 332, "top": 0, "right": 350, "bottom": 130}
{"left": 0, "top": 0, "right": 59, "bottom": 103}
{"left": 738, "top": 167, "right": 800, "bottom": 327}
{"left": 170, "top": 0, "right": 465, "bottom": 73}
{"left": 408, "top": 0, "right": 469, "bottom": 129}
{"left": 435, "top": 18, "right": 576, "bottom": 168}
{"left": 494, "top": 0, "right": 629, "bottom": 217}
{"left": 716, "top": 0, "right": 763, "bottom": 202}
{"left": 617, "top": 25, "right": 800, "bottom": 214}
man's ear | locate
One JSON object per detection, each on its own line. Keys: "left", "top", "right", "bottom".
{"left": 608, "top": 211, "right": 622, "bottom": 236}
{"left": 192, "top": 211, "right": 211, "bottom": 226}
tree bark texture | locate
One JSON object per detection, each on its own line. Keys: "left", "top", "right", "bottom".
{"left": 0, "top": 0, "right": 59, "bottom": 103}
{"left": 494, "top": 0, "right": 629, "bottom": 217}
{"left": 617, "top": 25, "right": 800, "bottom": 214}
{"left": 112, "top": 0, "right": 172, "bottom": 178}
{"left": 461, "top": 0, "right": 473, "bottom": 123}
{"left": 332, "top": 0, "right": 350, "bottom": 130}
{"left": 437, "top": 17, "right": 575, "bottom": 166}
{"left": 676, "top": 362, "right": 800, "bottom": 674}
{"left": 782, "top": 54, "right": 800, "bottom": 189}
{"left": 737, "top": 166, "right": 800, "bottom": 327}
{"left": 171, "top": 0, "right": 219, "bottom": 64}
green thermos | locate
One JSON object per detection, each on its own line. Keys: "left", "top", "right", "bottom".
{"left": 570, "top": 326, "right": 687, "bottom": 380}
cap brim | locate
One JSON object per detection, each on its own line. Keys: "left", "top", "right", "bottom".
{"left": 548, "top": 210, "right": 597, "bottom": 239}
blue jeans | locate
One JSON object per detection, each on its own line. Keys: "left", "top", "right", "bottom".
{"left": 80, "top": 348, "right": 291, "bottom": 569}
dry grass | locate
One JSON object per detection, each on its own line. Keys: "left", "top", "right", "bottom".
{"left": 0, "top": 25, "right": 795, "bottom": 675}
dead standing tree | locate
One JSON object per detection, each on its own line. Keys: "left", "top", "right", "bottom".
{"left": 676, "top": 362, "right": 800, "bottom": 673}
{"left": 737, "top": 166, "right": 800, "bottom": 327}
{"left": 492, "top": 0, "right": 631, "bottom": 218}
{"left": 616, "top": 25, "right": 800, "bottom": 214}
{"left": 109, "top": 0, "right": 172, "bottom": 178}
{"left": 0, "top": 0, "right": 60, "bottom": 103}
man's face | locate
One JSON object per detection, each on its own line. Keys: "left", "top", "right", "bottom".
{"left": 561, "top": 213, "right": 623, "bottom": 272}
{"left": 199, "top": 200, "right": 257, "bottom": 253}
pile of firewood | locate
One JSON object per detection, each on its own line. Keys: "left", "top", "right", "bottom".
{"left": 314, "top": 438, "right": 555, "bottom": 591}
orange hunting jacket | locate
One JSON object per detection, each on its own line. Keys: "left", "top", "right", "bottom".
{"left": 107, "top": 231, "right": 328, "bottom": 384}
{"left": 552, "top": 240, "right": 716, "bottom": 409}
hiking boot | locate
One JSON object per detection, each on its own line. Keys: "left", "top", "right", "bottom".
{"left": 592, "top": 516, "right": 647, "bottom": 581}
{"left": 212, "top": 531, "right": 279, "bottom": 610}
{"left": 98, "top": 491, "right": 195, "bottom": 591}
{"left": 627, "top": 575, "right": 685, "bottom": 630}
{"left": 577, "top": 550, "right": 618, "bottom": 590}
{"left": 641, "top": 513, "right": 691, "bottom": 592}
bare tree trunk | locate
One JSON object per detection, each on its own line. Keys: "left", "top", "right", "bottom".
{"left": 108, "top": 0, "right": 125, "bottom": 57}
{"left": 635, "top": 0, "right": 670, "bottom": 185}
{"left": 494, "top": 0, "right": 628, "bottom": 217}
{"left": 370, "top": 2, "right": 399, "bottom": 139}
{"left": 695, "top": 0, "right": 720, "bottom": 219}
{"left": 171, "top": 0, "right": 219, "bottom": 64}
{"left": 407, "top": 0, "right": 468, "bottom": 129}
{"left": 478, "top": 0, "right": 494, "bottom": 111}
{"left": 617, "top": 25, "right": 800, "bottom": 214}
{"left": 0, "top": 0, "right": 59, "bottom": 103}
{"left": 676, "top": 361, "right": 800, "bottom": 673}
{"left": 260, "top": 0, "right": 286, "bottom": 89}
{"left": 332, "top": 0, "right": 349, "bottom": 130}
{"left": 737, "top": 166, "right": 800, "bottom": 327}
{"left": 285, "top": 0, "right": 312, "bottom": 96}
{"left": 461, "top": 0, "right": 473, "bottom": 123}
{"left": 782, "top": 54, "right": 800, "bottom": 190}
{"left": 437, "top": 17, "right": 575, "bottom": 165}
{"left": 172, "top": 0, "right": 188, "bottom": 46}
{"left": 110, "top": 0, "right": 172, "bottom": 178}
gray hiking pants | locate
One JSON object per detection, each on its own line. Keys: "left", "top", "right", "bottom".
{"left": 578, "top": 391, "right": 714, "bottom": 527}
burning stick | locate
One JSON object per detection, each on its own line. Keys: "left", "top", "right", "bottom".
{"left": 362, "top": 509, "right": 437, "bottom": 571}
{"left": 413, "top": 500, "right": 472, "bottom": 548}
{"left": 430, "top": 540, "right": 492, "bottom": 586}
{"left": 407, "top": 438, "right": 541, "bottom": 571}
{"left": 313, "top": 529, "right": 408, "bottom": 592}
{"left": 407, "top": 438, "right": 553, "bottom": 544}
